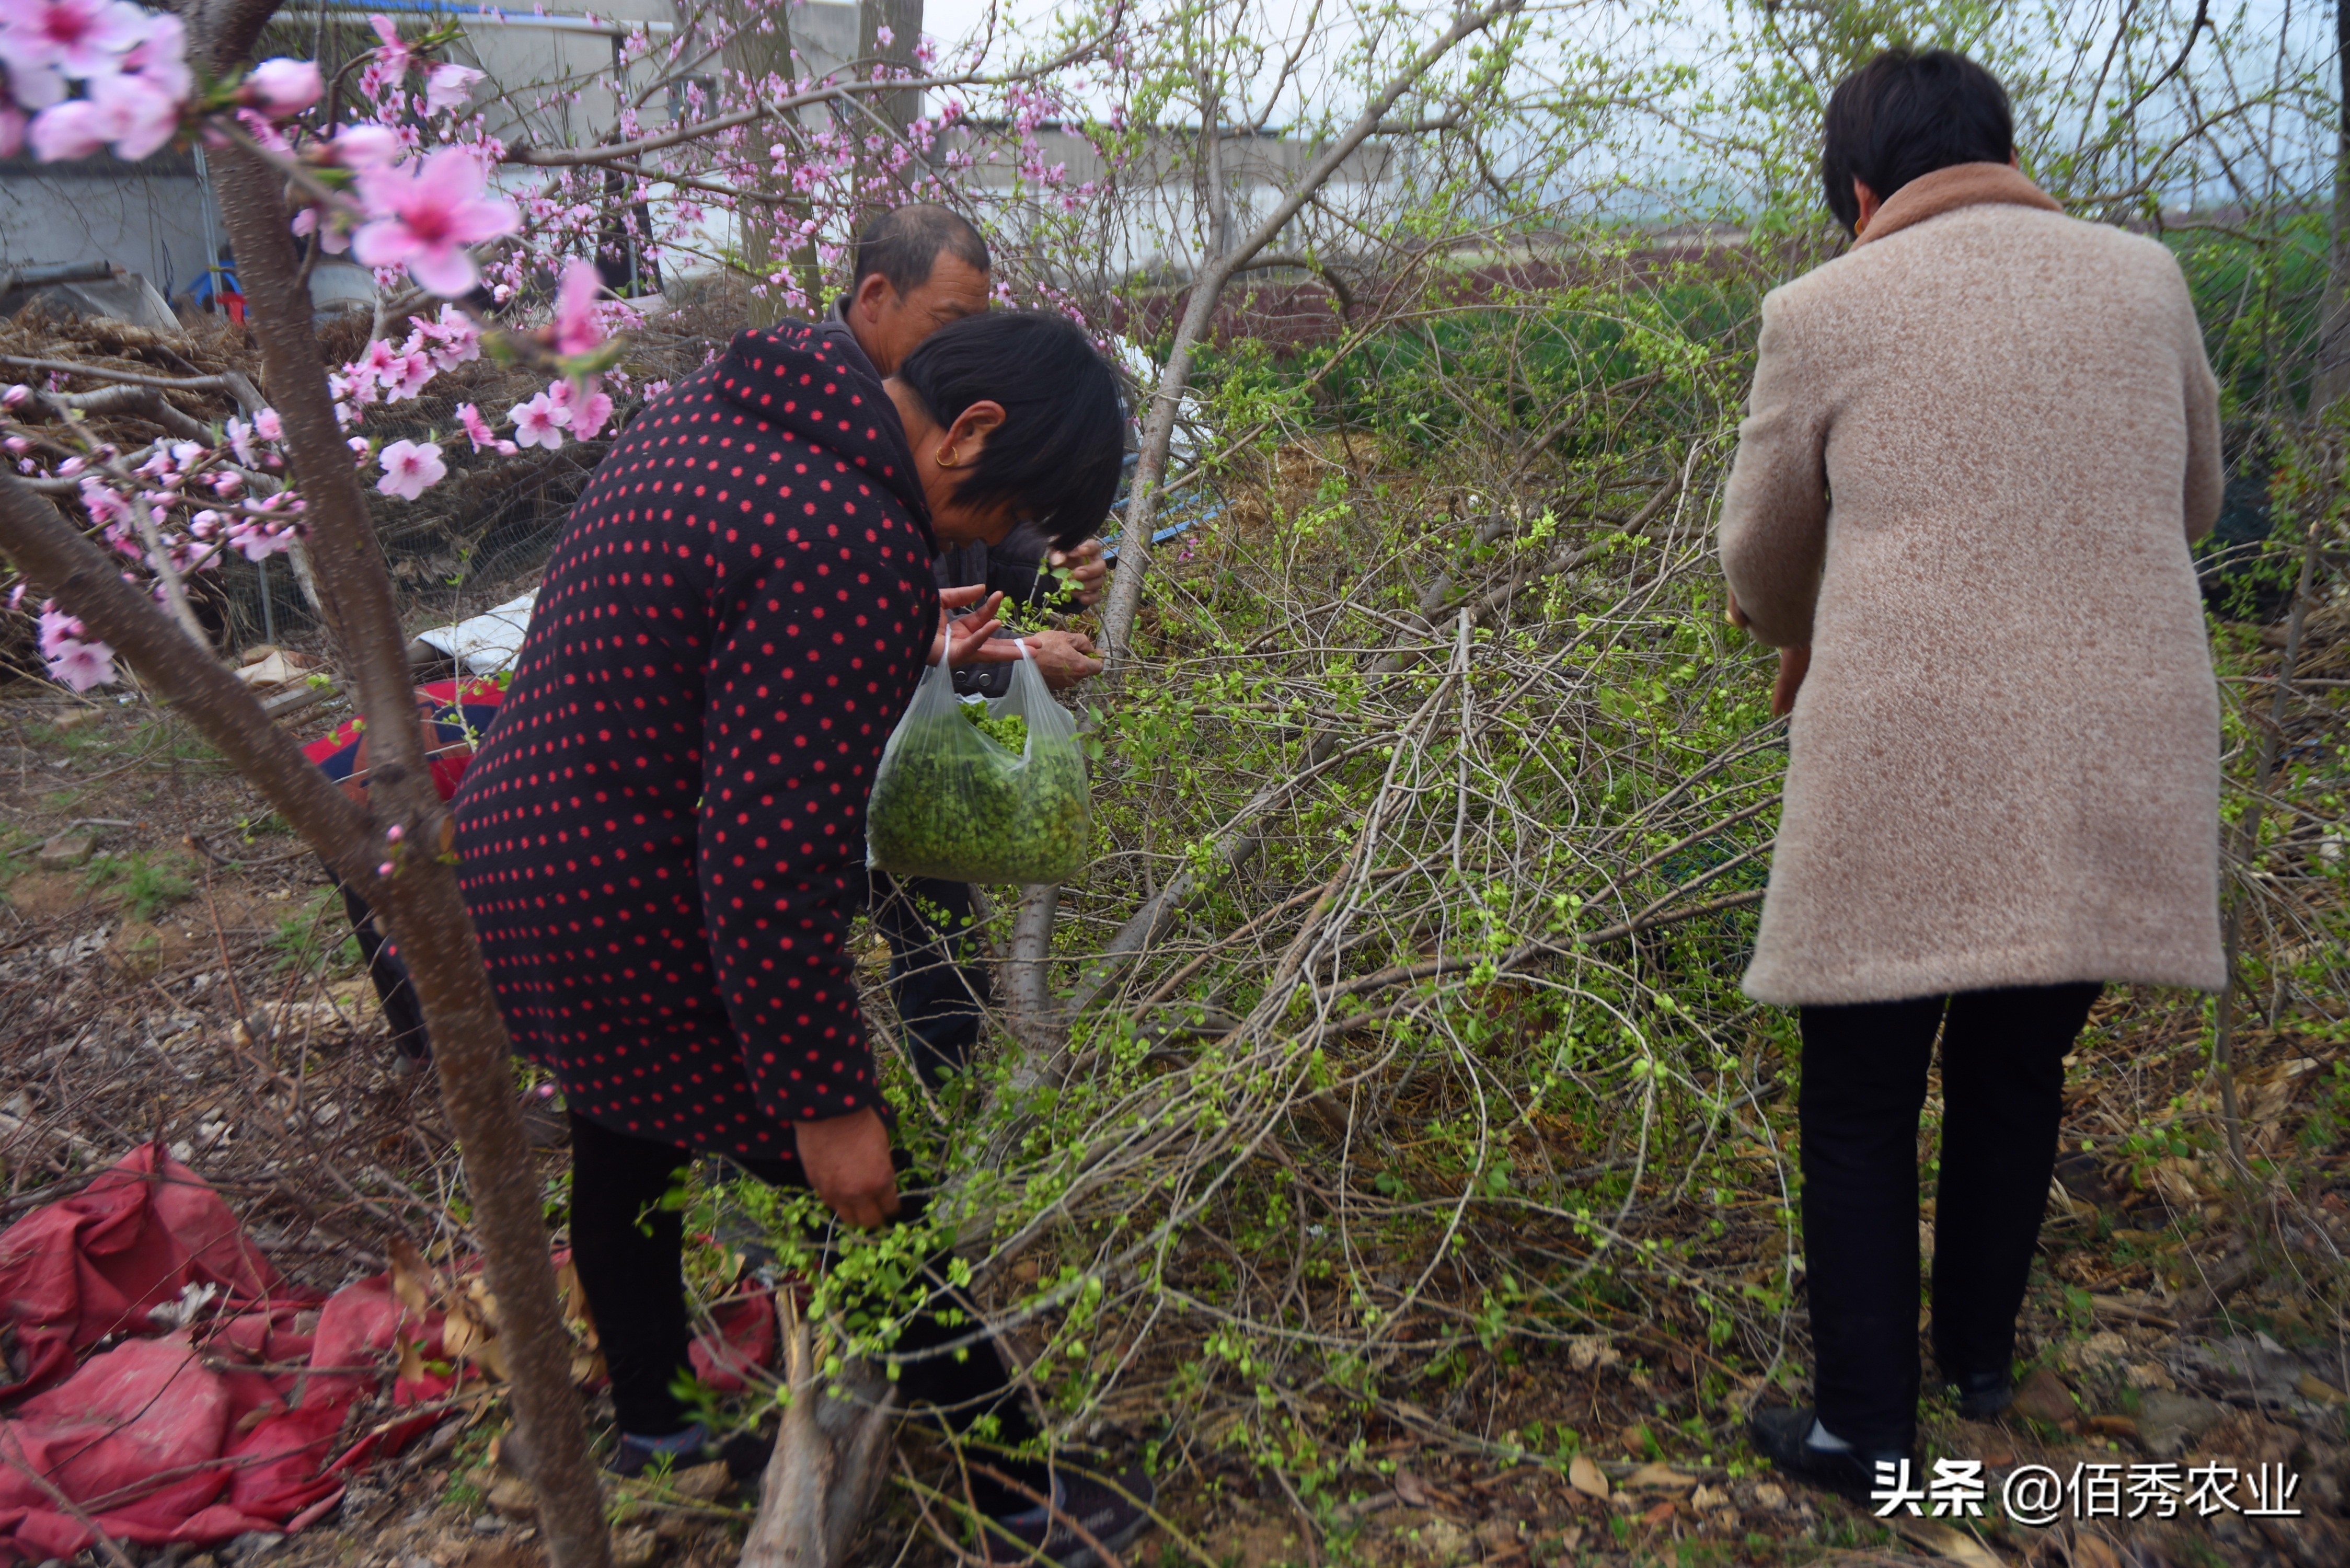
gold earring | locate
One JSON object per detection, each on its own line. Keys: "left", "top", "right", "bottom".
{"left": 937, "top": 448, "right": 959, "bottom": 468}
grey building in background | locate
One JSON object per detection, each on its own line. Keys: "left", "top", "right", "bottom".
{"left": 0, "top": 147, "right": 219, "bottom": 306}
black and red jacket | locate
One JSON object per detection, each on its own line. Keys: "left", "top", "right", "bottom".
{"left": 452, "top": 323, "right": 939, "bottom": 1158}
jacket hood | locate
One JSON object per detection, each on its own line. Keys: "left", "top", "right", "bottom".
{"left": 712, "top": 321, "right": 933, "bottom": 549}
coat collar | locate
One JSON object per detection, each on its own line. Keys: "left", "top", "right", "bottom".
{"left": 1856, "top": 162, "right": 2063, "bottom": 246}
{"left": 819, "top": 295, "right": 883, "bottom": 381}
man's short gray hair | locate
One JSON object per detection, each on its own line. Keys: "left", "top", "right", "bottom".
{"left": 851, "top": 204, "right": 992, "bottom": 298}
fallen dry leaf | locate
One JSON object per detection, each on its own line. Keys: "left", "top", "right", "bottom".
{"left": 388, "top": 1235, "right": 434, "bottom": 1319}
{"left": 669, "top": 1460, "right": 731, "bottom": 1502}
{"left": 1567, "top": 1455, "right": 1609, "bottom": 1500}
{"left": 1565, "top": 1335, "right": 1619, "bottom": 1371}
{"left": 1625, "top": 1463, "right": 1698, "bottom": 1491}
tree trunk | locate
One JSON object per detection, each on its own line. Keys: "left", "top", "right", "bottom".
{"left": 195, "top": 141, "right": 618, "bottom": 1568}
{"left": 70, "top": 8, "right": 623, "bottom": 1565}
{"left": 860, "top": 0, "right": 924, "bottom": 153}
{"left": 2314, "top": 0, "right": 2350, "bottom": 410}
{"left": 736, "top": 1308, "right": 900, "bottom": 1568}
{"left": 724, "top": 0, "right": 825, "bottom": 320}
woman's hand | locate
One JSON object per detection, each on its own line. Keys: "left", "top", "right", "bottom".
{"left": 932, "top": 586, "right": 1012, "bottom": 667}
{"left": 794, "top": 1106, "right": 900, "bottom": 1228}
{"left": 1772, "top": 645, "right": 1811, "bottom": 718}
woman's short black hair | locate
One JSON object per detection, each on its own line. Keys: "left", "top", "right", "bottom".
{"left": 895, "top": 310, "right": 1125, "bottom": 550}
{"left": 1823, "top": 48, "right": 2014, "bottom": 235}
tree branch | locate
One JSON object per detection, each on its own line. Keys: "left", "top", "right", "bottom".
{"left": 504, "top": 25, "right": 1115, "bottom": 169}
{"left": 0, "top": 355, "right": 247, "bottom": 403}
{"left": 1097, "top": 0, "right": 1527, "bottom": 668}
{"left": 21, "top": 382, "right": 208, "bottom": 442}
{"left": 208, "top": 137, "right": 615, "bottom": 1568}
{"left": 0, "top": 472, "right": 374, "bottom": 880}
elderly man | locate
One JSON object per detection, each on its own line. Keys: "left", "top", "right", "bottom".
{"left": 816, "top": 202, "right": 1110, "bottom": 1087}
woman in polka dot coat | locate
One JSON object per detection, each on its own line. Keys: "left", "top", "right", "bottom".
{"left": 452, "top": 313, "right": 1128, "bottom": 1533}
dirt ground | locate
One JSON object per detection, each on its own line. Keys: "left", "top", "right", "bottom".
{"left": 1, "top": 675, "right": 2345, "bottom": 1568}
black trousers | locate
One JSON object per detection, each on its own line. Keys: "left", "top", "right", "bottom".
{"left": 565, "top": 1112, "right": 1044, "bottom": 1514}
{"left": 334, "top": 877, "right": 430, "bottom": 1064}
{"left": 869, "top": 873, "right": 992, "bottom": 1090}
{"left": 1798, "top": 981, "right": 2101, "bottom": 1450}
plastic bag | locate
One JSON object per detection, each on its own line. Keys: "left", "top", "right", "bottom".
{"left": 867, "top": 642, "right": 1092, "bottom": 884}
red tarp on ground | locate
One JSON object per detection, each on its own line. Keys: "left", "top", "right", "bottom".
{"left": 0, "top": 1144, "right": 775, "bottom": 1564}
{"left": 0, "top": 1146, "right": 421, "bottom": 1562}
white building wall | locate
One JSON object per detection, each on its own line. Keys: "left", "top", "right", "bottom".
{"left": 0, "top": 151, "right": 217, "bottom": 301}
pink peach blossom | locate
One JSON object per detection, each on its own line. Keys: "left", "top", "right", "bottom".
{"left": 98, "top": 71, "right": 182, "bottom": 158}
{"left": 551, "top": 259, "right": 604, "bottom": 356}
{"left": 352, "top": 148, "right": 518, "bottom": 297}
{"left": 36, "top": 606, "right": 83, "bottom": 656}
{"left": 391, "top": 350, "right": 435, "bottom": 400}
{"left": 456, "top": 402, "right": 494, "bottom": 451}
{"left": 290, "top": 204, "right": 351, "bottom": 256}
{"left": 30, "top": 69, "right": 179, "bottom": 161}
{"left": 568, "top": 387, "right": 614, "bottom": 441}
{"left": 115, "top": 9, "right": 187, "bottom": 100}
{"left": 243, "top": 57, "right": 322, "bottom": 118}
{"left": 27, "top": 97, "right": 105, "bottom": 159}
{"left": 376, "top": 439, "right": 446, "bottom": 500}
{"left": 325, "top": 121, "right": 403, "bottom": 169}
{"left": 424, "top": 62, "right": 482, "bottom": 115}
{"left": 0, "top": 0, "right": 146, "bottom": 109}
{"left": 47, "top": 635, "right": 115, "bottom": 691}
{"left": 511, "top": 393, "right": 565, "bottom": 449}
{"left": 547, "top": 379, "right": 614, "bottom": 440}
{"left": 366, "top": 13, "right": 410, "bottom": 74}
{"left": 418, "top": 304, "right": 482, "bottom": 369}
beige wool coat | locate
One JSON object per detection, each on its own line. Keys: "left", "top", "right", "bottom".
{"left": 1719, "top": 162, "right": 2227, "bottom": 1007}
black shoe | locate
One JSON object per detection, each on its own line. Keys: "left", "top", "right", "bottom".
{"left": 979, "top": 1465, "right": 1156, "bottom": 1568}
{"left": 603, "top": 1423, "right": 770, "bottom": 1483}
{"left": 605, "top": 1427, "right": 702, "bottom": 1480}
{"left": 1947, "top": 1368, "right": 2013, "bottom": 1421}
{"left": 1747, "top": 1405, "right": 1915, "bottom": 1506}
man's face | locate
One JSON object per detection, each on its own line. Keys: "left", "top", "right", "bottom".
{"left": 851, "top": 252, "right": 990, "bottom": 375}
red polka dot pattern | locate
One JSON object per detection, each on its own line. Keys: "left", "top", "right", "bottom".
{"left": 452, "top": 323, "right": 940, "bottom": 1159}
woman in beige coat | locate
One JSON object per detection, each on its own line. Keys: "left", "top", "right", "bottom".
{"left": 1721, "top": 48, "right": 2224, "bottom": 1497}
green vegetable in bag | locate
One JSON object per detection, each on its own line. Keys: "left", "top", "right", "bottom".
{"left": 961, "top": 701, "right": 1029, "bottom": 755}
{"left": 867, "top": 645, "right": 1091, "bottom": 884}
